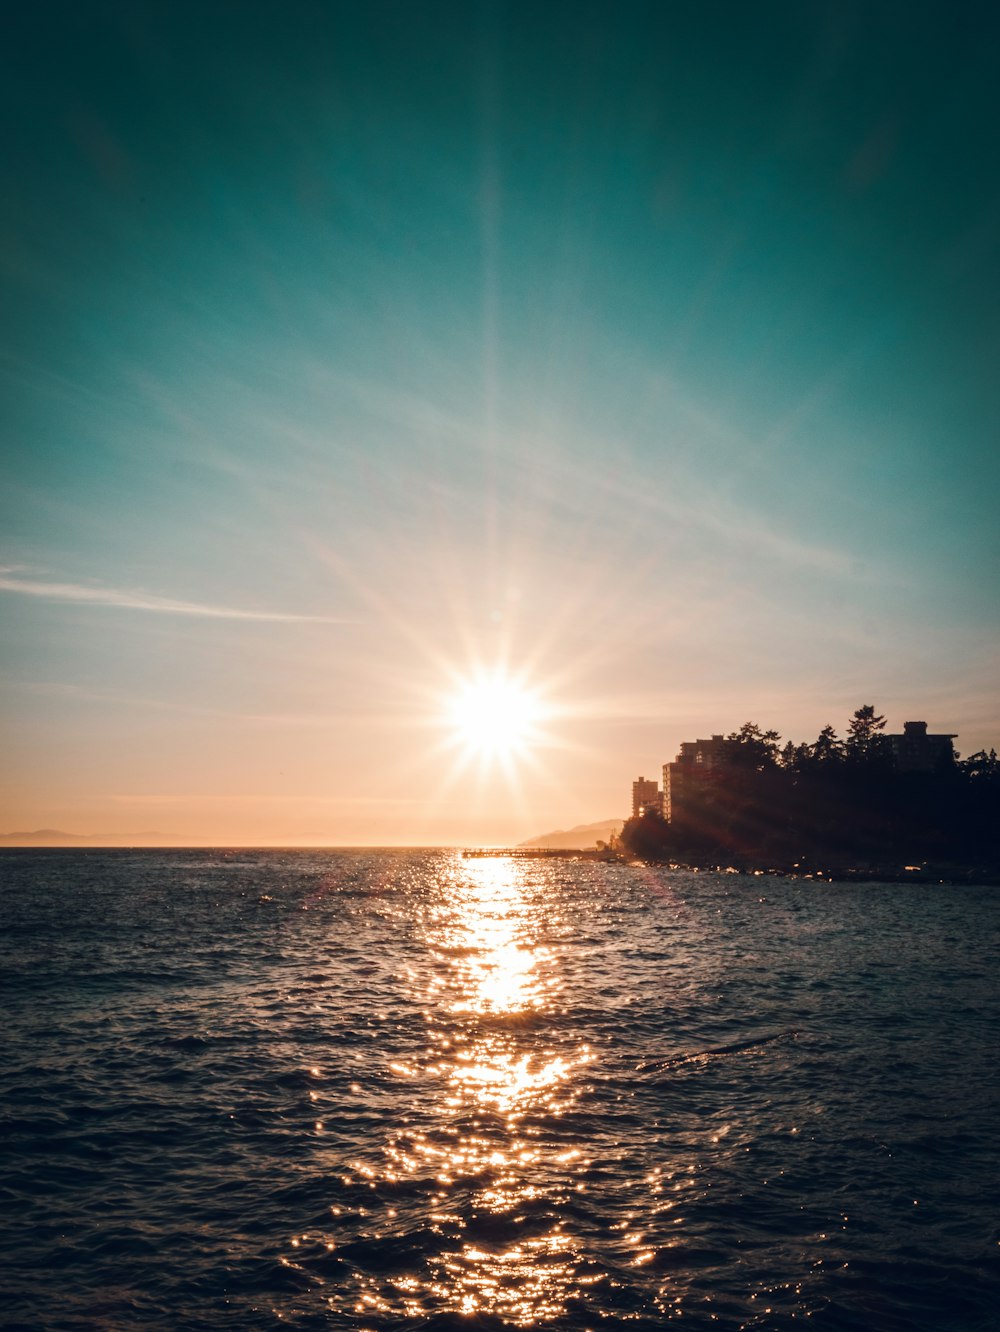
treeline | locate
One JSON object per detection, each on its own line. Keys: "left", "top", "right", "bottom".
{"left": 620, "top": 707, "right": 1000, "bottom": 868}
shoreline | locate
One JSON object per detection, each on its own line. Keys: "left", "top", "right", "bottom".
{"left": 470, "top": 846, "right": 1000, "bottom": 884}
{"left": 634, "top": 857, "right": 1000, "bottom": 885}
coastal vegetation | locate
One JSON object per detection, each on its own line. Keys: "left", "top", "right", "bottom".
{"left": 620, "top": 707, "right": 1000, "bottom": 875}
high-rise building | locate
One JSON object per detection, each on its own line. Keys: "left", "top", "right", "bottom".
{"left": 632, "top": 776, "right": 661, "bottom": 818}
{"left": 662, "top": 735, "right": 726, "bottom": 822}
{"left": 888, "top": 720, "right": 957, "bottom": 773}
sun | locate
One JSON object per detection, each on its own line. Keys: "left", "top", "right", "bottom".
{"left": 449, "top": 672, "right": 543, "bottom": 758}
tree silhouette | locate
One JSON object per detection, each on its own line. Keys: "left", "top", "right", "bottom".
{"left": 961, "top": 748, "right": 999, "bottom": 780}
{"left": 724, "top": 722, "right": 782, "bottom": 770}
{"left": 811, "top": 724, "right": 843, "bottom": 766}
{"left": 845, "top": 705, "right": 890, "bottom": 766}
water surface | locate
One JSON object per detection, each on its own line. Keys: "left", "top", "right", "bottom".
{"left": 1, "top": 850, "right": 997, "bottom": 1329}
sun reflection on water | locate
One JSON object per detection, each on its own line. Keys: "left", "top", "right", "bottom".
{"left": 428, "top": 856, "right": 558, "bottom": 1016}
{"left": 370, "top": 855, "right": 594, "bottom": 1324}
{"left": 275, "top": 854, "right": 702, "bottom": 1326}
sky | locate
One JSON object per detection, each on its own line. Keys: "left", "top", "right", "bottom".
{"left": 2, "top": 0, "right": 999, "bottom": 845}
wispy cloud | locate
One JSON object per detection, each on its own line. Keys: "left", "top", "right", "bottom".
{"left": 0, "top": 568, "right": 347, "bottom": 622}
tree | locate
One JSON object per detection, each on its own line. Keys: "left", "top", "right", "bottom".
{"left": 845, "top": 705, "right": 890, "bottom": 766}
{"left": 725, "top": 721, "right": 782, "bottom": 771}
{"left": 960, "top": 748, "right": 999, "bottom": 780}
{"left": 811, "top": 724, "right": 843, "bottom": 766}
{"left": 619, "top": 808, "right": 673, "bottom": 860}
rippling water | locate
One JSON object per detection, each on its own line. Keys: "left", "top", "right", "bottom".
{"left": 1, "top": 850, "right": 997, "bottom": 1330}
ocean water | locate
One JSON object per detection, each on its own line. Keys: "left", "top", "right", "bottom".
{"left": 0, "top": 850, "right": 997, "bottom": 1331}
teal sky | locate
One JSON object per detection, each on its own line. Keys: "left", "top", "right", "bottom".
{"left": 2, "top": 1, "right": 999, "bottom": 843}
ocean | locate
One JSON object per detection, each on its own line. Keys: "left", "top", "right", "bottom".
{"left": 1, "top": 849, "right": 997, "bottom": 1330}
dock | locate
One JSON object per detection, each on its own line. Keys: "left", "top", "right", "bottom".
{"left": 461, "top": 846, "right": 620, "bottom": 860}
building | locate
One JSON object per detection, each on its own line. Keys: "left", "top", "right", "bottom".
{"left": 662, "top": 735, "right": 727, "bottom": 822}
{"left": 632, "top": 776, "right": 661, "bottom": 818}
{"left": 888, "top": 720, "right": 957, "bottom": 773}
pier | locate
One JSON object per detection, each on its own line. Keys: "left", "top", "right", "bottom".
{"left": 461, "top": 846, "right": 619, "bottom": 860}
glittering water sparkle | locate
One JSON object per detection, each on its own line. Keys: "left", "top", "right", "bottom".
{"left": 1, "top": 849, "right": 997, "bottom": 1330}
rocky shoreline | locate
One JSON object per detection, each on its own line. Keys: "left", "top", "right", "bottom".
{"left": 468, "top": 845, "right": 1000, "bottom": 884}
{"left": 629, "top": 857, "right": 1000, "bottom": 885}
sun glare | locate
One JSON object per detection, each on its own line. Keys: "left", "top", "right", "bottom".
{"left": 449, "top": 674, "right": 542, "bottom": 758}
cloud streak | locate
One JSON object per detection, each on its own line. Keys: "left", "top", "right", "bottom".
{"left": 0, "top": 568, "right": 346, "bottom": 623}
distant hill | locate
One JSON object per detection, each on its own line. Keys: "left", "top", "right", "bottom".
{"left": 519, "top": 819, "right": 623, "bottom": 850}
{"left": 0, "top": 829, "right": 167, "bottom": 847}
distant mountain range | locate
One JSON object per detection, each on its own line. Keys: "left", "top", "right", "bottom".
{"left": 0, "top": 829, "right": 169, "bottom": 846}
{"left": 2, "top": 823, "right": 627, "bottom": 850}
{"left": 519, "top": 819, "right": 623, "bottom": 850}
